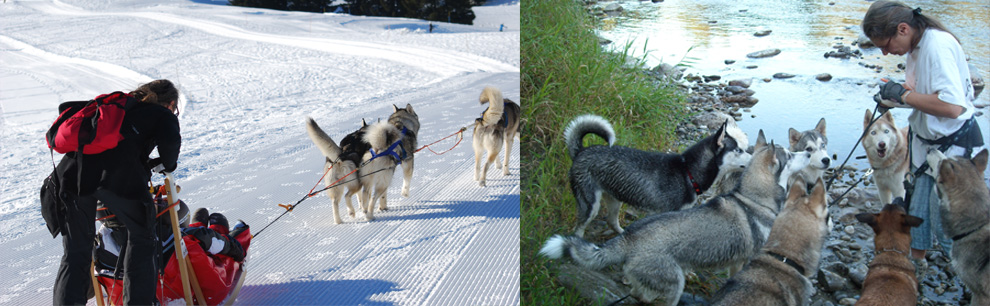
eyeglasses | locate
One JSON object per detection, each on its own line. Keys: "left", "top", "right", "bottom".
{"left": 877, "top": 37, "right": 893, "bottom": 53}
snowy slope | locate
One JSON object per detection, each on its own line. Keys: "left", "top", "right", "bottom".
{"left": 0, "top": 0, "right": 520, "bottom": 305}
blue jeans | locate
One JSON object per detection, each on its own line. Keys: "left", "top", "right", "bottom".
{"left": 908, "top": 172, "right": 952, "bottom": 254}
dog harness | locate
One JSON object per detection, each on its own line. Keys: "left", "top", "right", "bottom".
{"left": 368, "top": 126, "right": 410, "bottom": 164}
{"left": 679, "top": 156, "right": 703, "bottom": 195}
{"left": 481, "top": 102, "right": 511, "bottom": 128}
{"left": 767, "top": 251, "right": 805, "bottom": 275}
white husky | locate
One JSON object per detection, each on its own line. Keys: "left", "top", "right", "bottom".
{"left": 360, "top": 122, "right": 402, "bottom": 221}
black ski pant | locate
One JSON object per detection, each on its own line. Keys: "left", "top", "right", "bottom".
{"left": 54, "top": 189, "right": 158, "bottom": 306}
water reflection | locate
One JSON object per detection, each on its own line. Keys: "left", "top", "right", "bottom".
{"left": 598, "top": 0, "right": 989, "bottom": 175}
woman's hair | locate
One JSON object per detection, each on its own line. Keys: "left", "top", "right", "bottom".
{"left": 129, "top": 79, "right": 178, "bottom": 108}
{"left": 861, "top": 1, "right": 958, "bottom": 45}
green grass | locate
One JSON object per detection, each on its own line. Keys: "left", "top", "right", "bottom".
{"left": 520, "top": 0, "right": 688, "bottom": 304}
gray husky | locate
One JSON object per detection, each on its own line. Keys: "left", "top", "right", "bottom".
{"left": 305, "top": 117, "right": 366, "bottom": 224}
{"left": 711, "top": 178, "right": 830, "bottom": 306}
{"left": 388, "top": 104, "right": 420, "bottom": 198}
{"left": 927, "top": 148, "right": 990, "bottom": 306}
{"left": 787, "top": 118, "right": 831, "bottom": 189}
{"left": 473, "top": 86, "right": 520, "bottom": 187}
{"left": 565, "top": 114, "right": 750, "bottom": 237}
{"left": 541, "top": 135, "right": 810, "bottom": 305}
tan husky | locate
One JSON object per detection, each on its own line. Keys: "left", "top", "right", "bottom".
{"left": 710, "top": 178, "right": 830, "bottom": 306}
{"left": 473, "top": 86, "right": 520, "bottom": 187}
{"left": 862, "top": 110, "right": 910, "bottom": 205}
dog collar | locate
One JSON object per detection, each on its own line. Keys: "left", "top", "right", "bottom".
{"left": 685, "top": 170, "right": 702, "bottom": 195}
{"left": 768, "top": 251, "right": 805, "bottom": 275}
{"left": 874, "top": 247, "right": 909, "bottom": 256}
{"left": 951, "top": 225, "right": 985, "bottom": 241}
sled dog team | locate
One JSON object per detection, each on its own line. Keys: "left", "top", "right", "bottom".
{"left": 541, "top": 113, "right": 989, "bottom": 305}
{"left": 306, "top": 86, "right": 520, "bottom": 224}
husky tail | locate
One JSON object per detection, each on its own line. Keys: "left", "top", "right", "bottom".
{"left": 539, "top": 234, "right": 625, "bottom": 270}
{"left": 479, "top": 86, "right": 504, "bottom": 127}
{"left": 364, "top": 122, "right": 402, "bottom": 153}
{"left": 306, "top": 117, "right": 343, "bottom": 161}
{"left": 563, "top": 114, "right": 616, "bottom": 159}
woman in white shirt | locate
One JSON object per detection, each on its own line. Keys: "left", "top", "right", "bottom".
{"left": 861, "top": 1, "right": 985, "bottom": 265}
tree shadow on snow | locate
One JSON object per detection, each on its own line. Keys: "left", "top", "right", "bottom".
{"left": 235, "top": 279, "right": 398, "bottom": 305}
{"left": 391, "top": 193, "right": 520, "bottom": 221}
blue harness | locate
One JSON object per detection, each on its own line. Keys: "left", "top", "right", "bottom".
{"left": 368, "top": 126, "right": 409, "bottom": 164}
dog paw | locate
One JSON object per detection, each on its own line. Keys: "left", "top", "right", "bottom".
{"left": 502, "top": 169, "right": 511, "bottom": 176}
{"left": 334, "top": 218, "right": 343, "bottom": 225}
{"left": 479, "top": 181, "right": 486, "bottom": 187}
{"left": 401, "top": 189, "right": 409, "bottom": 198}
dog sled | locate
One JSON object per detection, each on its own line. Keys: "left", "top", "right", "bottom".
{"left": 91, "top": 174, "right": 250, "bottom": 306}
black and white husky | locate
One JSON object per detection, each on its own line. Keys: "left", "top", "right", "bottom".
{"left": 473, "top": 86, "right": 520, "bottom": 187}
{"left": 305, "top": 117, "right": 367, "bottom": 224}
{"left": 564, "top": 114, "right": 750, "bottom": 237}
{"left": 787, "top": 118, "right": 832, "bottom": 190}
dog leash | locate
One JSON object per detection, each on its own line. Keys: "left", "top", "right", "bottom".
{"left": 253, "top": 126, "right": 473, "bottom": 239}
{"left": 826, "top": 104, "right": 886, "bottom": 191}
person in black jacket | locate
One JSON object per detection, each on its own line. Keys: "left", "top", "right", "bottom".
{"left": 53, "top": 79, "right": 181, "bottom": 306}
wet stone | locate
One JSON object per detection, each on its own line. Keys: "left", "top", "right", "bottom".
{"left": 816, "top": 73, "right": 833, "bottom": 82}
{"left": 773, "top": 73, "right": 796, "bottom": 79}
{"left": 754, "top": 30, "right": 772, "bottom": 37}
{"left": 747, "top": 48, "right": 781, "bottom": 58}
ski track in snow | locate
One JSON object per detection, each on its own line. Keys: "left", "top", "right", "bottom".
{"left": 0, "top": 0, "right": 519, "bottom": 305}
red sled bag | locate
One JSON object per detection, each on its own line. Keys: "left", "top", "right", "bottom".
{"left": 46, "top": 91, "right": 132, "bottom": 154}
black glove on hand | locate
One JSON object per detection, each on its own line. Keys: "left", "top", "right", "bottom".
{"left": 879, "top": 81, "right": 908, "bottom": 104}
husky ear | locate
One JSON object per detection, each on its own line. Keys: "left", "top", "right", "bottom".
{"left": 972, "top": 149, "right": 988, "bottom": 173}
{"left": 863, "top": 109, "right": 873, "bottom": 130}
{"left": 393, "top": 104, "right": 400, "bottom": 112}
{"left": 811, "top": 178, "right": 826, "bottom": 200}
{"left": 754, "top": 130, "right": 767, "bottom": 150}
{"left": 714, "top": 120, "right": 728, "bottom": 148}
{"left": 904, "top": 215, "right": 924, "bottom": 228}
{"left": 362, "top": 118, "right": 368, "bottom": 127}
{"left": 815, "top": 118, "right": 827, "bottom": 138}
{"left": 787, "top": 178, "right": 807, "bottom": 201}
{"left": 855, "top": 213, "right": 877, "bottom": 227}
{"left": 881, "top": 110, "right": 894, "bottom": 124}
{"left": 788, "top": 128, "right": 800, "bottom": 148}
{"left": 405, "top": 103, "right": 414, "bottom": 112}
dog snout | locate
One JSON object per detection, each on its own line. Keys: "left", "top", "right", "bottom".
{"left": 878, "top": 142, "right": 886, "bottom": 149}
{"left": 821, "top": 157, "right": 831, "bottom": 167}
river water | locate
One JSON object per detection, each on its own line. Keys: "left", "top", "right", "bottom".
{"left": 597, "top": 0, "right": 989, "bottom": 175}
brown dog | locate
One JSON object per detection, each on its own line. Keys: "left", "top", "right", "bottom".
{"left": 855, "top": 204, "right": 923, "bottom": 306}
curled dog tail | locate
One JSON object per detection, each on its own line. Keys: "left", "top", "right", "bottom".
{"left": 563, "top": 114, "right": 615, "bottom": 159}
{"left": 479, "top": 86, "right": 504, "bottom": 127}
{"left": 539, "top": 234, "right": 625, "bottom": 270}
{"left": 305, "top": 117, "right": 343, "bottom": 161}
{"left": 364, "top": 121, "right": 401, "bottom": 151}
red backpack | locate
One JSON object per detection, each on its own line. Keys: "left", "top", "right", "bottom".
{"left": 46, "top": 92, "right": 132, "bottom": 155}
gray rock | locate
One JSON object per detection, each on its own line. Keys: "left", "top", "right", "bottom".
{"left": 745, "top": 65, "right": 759, "bottom": 69}
{"left": 844, "top": 225, "right": 856, "bottom": 235}
{"left": 848, "top": 263, "right": 869, "bottom": 287}
{"left": 754, "top": 30, "right": 772, "bottom": 37}
{"left": 971, "top": 63, "right": 984, "bottom": 99}
{"left": 725, "top": 59, "right": 736, "bottom": 65}
{"left": 603, "top": 3, "right": 622, "bottom": 13}
{"left": 728, "top": 79, "right": 752, "bottom": 88}
{"left": 838, "top": 297, "right": 858, "bottom": 305}
{"left": 555, "top": 263, "right": 628, "bottom": 302}
{"left": 818, "top": 269, "right": 847, "bottom": 292}
{"left": 816, "top": 73, "right": 833, "bottom": 82}
{"left": 773, "top": 73, "right": 796, "bottom": 79}
{"left": 855, "top": 36, "right": 875, "bottom": 48}
{"left": 725, "top": 85, "right": 748, "bottom": 94}
{"left": 651, "top": 63, "right": 683, "bottom": 80}
{"left": 747, "top": 48, "right": 781, "bottom": 59}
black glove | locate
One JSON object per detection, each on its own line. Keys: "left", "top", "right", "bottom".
{"left": 879, "top": 81, "right": 908, "bottom": 104}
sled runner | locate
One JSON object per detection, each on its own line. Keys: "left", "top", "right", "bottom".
{"left": 93, "top": 174, "right": 250, "bottom": 306}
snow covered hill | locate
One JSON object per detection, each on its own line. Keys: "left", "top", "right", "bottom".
{"left": 0, "top": 0, "right": 520, "bottom": 305}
